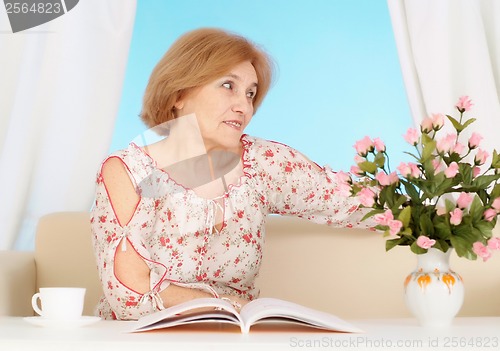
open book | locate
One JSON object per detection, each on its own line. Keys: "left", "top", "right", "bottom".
{"left": 129, "top": 297, "right": 363, "bottom": 334}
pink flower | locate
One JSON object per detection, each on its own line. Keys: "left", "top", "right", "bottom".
{"left": 472, "top": 166, "right": 481, "bottom": 178}
{"left": 449, "top": 208, "right": 463, "bottom": 225}
{"left": 431, "top": 113, "right": 445, "bottom": 130}
{"left": 420, "top": 114, "right": 444, "bottom": 133}
{"left": 397, "top": 162, "right": 411, "bottom": 177}
{"left": 491, "top": 197, "right": 500, "bottom": 211}
{"left": 350, "top": 165, "right": 363, "bottom": 177}
{"left": 374, "top": 209, "right": 394, "bottom": 226}
{"left": 484, "top": 208, "right": 497, "bottom": 222}
{"left": 475, "top": 149, "right": 489, "bottom": 165}
{"left": 432, "top": 159, "right": 442, "bottom": 174}
{"left": 420, "top": 117, "right": 434, "bottom": 133}
{"left": 416, "top": 236, "right": 436, "bottom": 249}
{"left": 373, "top": 137, "right": 385, "bottom": 152}
{"left": 354, "top": 136, "right": 374, "bottom": 156}
{"left": 358, "top": 187, "right": 376, "bottom": 207}
{"left": 388, "top": 220, "right": 403, "bottom": 236}
{"left": 452, "top": 142, "right": 464, "bottom": 155}
{"left": 468, "top": 132, "right": 483, "bottom": 149}
{"left": 456, "top": 96, "right": 473, "bottom": 112}
{"left": 397, "top": 162, "right": 421, "bottom": 178}
{"left": 444, "top": 162, "right": 459, "bottom": 178}
{"left": 403, "top": 128, "right": 419, "bottom": 145}
{"left": 436, "top": 206, "right": 447, "bottom": 216}
{"left": 354, "top": 154, "right": 365, "bottom": 164}
{"left": 335, "top": 171, "right": 351, "bottom": 184}
{"left": 487, "top": 237, "right": 500, "bottom": 250}
{"left": 457, "top": 192, "right": 474, "bottom": 209}
{"left": 472, "top": 242, "right": 491, "bottom": 262}
{"left": 408, "top": 163, "right": 421, "bottom": 178}
{"left": 375, "top": 171, "right": 399, "bottom": 186}
{"left": 436, "top": 133, "right": 457, "bottom": 154}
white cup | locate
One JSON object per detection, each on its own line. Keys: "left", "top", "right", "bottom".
{"left": 31, "top": 287, "right": 86, "bottom": 319}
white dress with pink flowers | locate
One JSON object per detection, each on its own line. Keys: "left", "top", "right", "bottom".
{"left": 90, "top": 134, "right": 370, "bottom": 320}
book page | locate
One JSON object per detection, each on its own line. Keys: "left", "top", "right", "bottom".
{"left": 130, "top": 297, "right": 242, "bottom": 333}
{"left": 129, "top": 297, "right": 363, "bottom": 334}
{"left": 239, "top": 298, "right": 363, "bottom": 334}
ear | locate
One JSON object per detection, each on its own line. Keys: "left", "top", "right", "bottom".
{"left": 174, "top": 99, "right": 184, "bottom": 110}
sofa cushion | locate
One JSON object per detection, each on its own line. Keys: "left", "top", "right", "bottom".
{"left": 35, "top": 212, "right": 102, "bottom": 316}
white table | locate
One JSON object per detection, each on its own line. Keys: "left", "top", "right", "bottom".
{"left": 0, "top": 316, "right": 499, "bottom": 351}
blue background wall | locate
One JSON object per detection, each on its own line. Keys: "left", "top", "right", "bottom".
{"left": 111, "top": 0, "right": 412, "bottom": 171}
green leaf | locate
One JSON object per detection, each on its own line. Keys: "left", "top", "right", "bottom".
{"left": 403, "top": 151, "right": 420, "bottom": 162}
{"left": 437, "top": 115, "right": 473, "bottom": 141}
{"left": 399, "top": 227, "right": 413, "bottom": 237}
{"left": 473, "top": 221, "right": 494, "bottom": 240}
{"left": 398, "top": 206, "right": 412, "bottom": 227}
{"left": 421, "top": 134, "right": 437, "bottom": 162}
{"left": 392, "top": 194, "right": 409, "bottom": 211}
{"left": 450, "top": 224, "right": 482, "bottom": 258}
{"left": 379, "top": 185, "right": 399, "bottom": 208}
{"left": 386, "top": 238, "right": 403, "bottom": 251}
{"left": 420, "top": 158, "right": 437, "bottom": 182}
{"left": 447, "top": 115, "right": 464, "bottom": 132}
{"left": 374, "top": 152, "right": 386, "bottom": 168}
{"left": 401, "top": 180, "right": 420, "bottom": 202}
{"left": 459, "top": 163, "right": 473, "bottom": 186}
{"left": 434, "top": 177, "right": 457, "bottom": 196}
{"left": 478, "top": 189, "right": 489, "bottom": 205}
{"left": 491, "top": 150, "right": 500, "bottom": 169}
{"left": 410, "top": 241, "right": 427, "bottom": 254}
{"left": 469, "top": 195, "right": 484, "bottom": 223}
{"left": 422, "top": 172, "right": 447, "bottom": 199}
{"left": 461, "top": 117, "right": 476, "bottom": 131}
{"left": 444, "top": 153, "right": 462, "bottom": 164}
{"left": 444, "top": 199, "right": 455, "bottom": 213}
{"left": 433, "top": 219, "right": 452, "bottom": 240}
{"left": 472, "top": 174, "right": 500, "bottom": 190}
{"left": 433, "top": 240, "right": 450, "bottom": 252}
{"left": 385, "top": 235, "right": 413, "bottom": 251}
{"left": 419, "top": 213, "right": 434, "bottom": 236}
{"left": 490, "top": 183, "right": 500, "bottom": 200}
{"left": 409, "top": 205, "right": 424, "bottom": 237}
{"left": 450, "top": 236, "right": 476, "bottom": 259}
{"left": 454, "top": 223, "right": 482, "bottom": 244}
{"left": 382, "top": 229, "right": 392, "bottom": 238}
{"left": 358, "top": 161, "right": 378, "bottom": 175}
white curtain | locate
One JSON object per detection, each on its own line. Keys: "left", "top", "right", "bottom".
{"left": 387, "top": 0, "right": 500, "bottom": 152}
{"left": 0, "top": 0, "right": 136, "bottom": 250}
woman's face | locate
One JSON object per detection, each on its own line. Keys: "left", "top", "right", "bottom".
{"left": 175, "top": 61, "right": 258, "bottom": 152}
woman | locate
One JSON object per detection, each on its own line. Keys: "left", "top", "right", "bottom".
{"left": 91, "top": 28, "right": 371, "bottom": 320}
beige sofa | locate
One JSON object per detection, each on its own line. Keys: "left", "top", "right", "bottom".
{"left": 1, "top": 212, "right": 499, "bottom": 319}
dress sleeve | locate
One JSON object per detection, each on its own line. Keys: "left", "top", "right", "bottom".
{"left": 253, "top": 140, "right": 373, "bottom": 229}
{"left": 90, "top": 163, "right": 168, "bottom": 320}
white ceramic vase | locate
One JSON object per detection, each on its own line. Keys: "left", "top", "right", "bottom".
{"left": 404, "top": 248, "right": 464, "bottom": 327}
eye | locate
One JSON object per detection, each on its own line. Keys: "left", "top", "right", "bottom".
{"left": 246, "top": 90, "right": 256, "bottom": 100}
{"left": 222, "top": 81, "right": 233, "bottom": 90}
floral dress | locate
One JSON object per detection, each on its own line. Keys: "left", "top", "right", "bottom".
{"left": 90, "top": 134, "right": 370, "bottom": 320}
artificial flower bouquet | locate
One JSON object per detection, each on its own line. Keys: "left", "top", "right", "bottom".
{"left": 346, "top": 96, "right": 500, "bottom": 261}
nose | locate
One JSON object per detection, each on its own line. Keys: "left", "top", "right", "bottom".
{"left": 231, "top": 91, "right": 253, "bottom": 117}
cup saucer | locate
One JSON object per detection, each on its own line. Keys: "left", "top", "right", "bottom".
{"left": 23, "top": 316, "right": 101, "bottom": 328}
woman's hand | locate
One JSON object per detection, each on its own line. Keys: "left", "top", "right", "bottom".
{"left": 219, "top": 294, "right": 249, "bottom": 312}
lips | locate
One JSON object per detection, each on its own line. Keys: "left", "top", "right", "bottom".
{"left": 223, "top": 120, "right": 243, "bottom": 130}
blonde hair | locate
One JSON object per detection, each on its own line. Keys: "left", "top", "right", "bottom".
{"left": 141, "top": 28, "right": 274, "bottom": 128}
